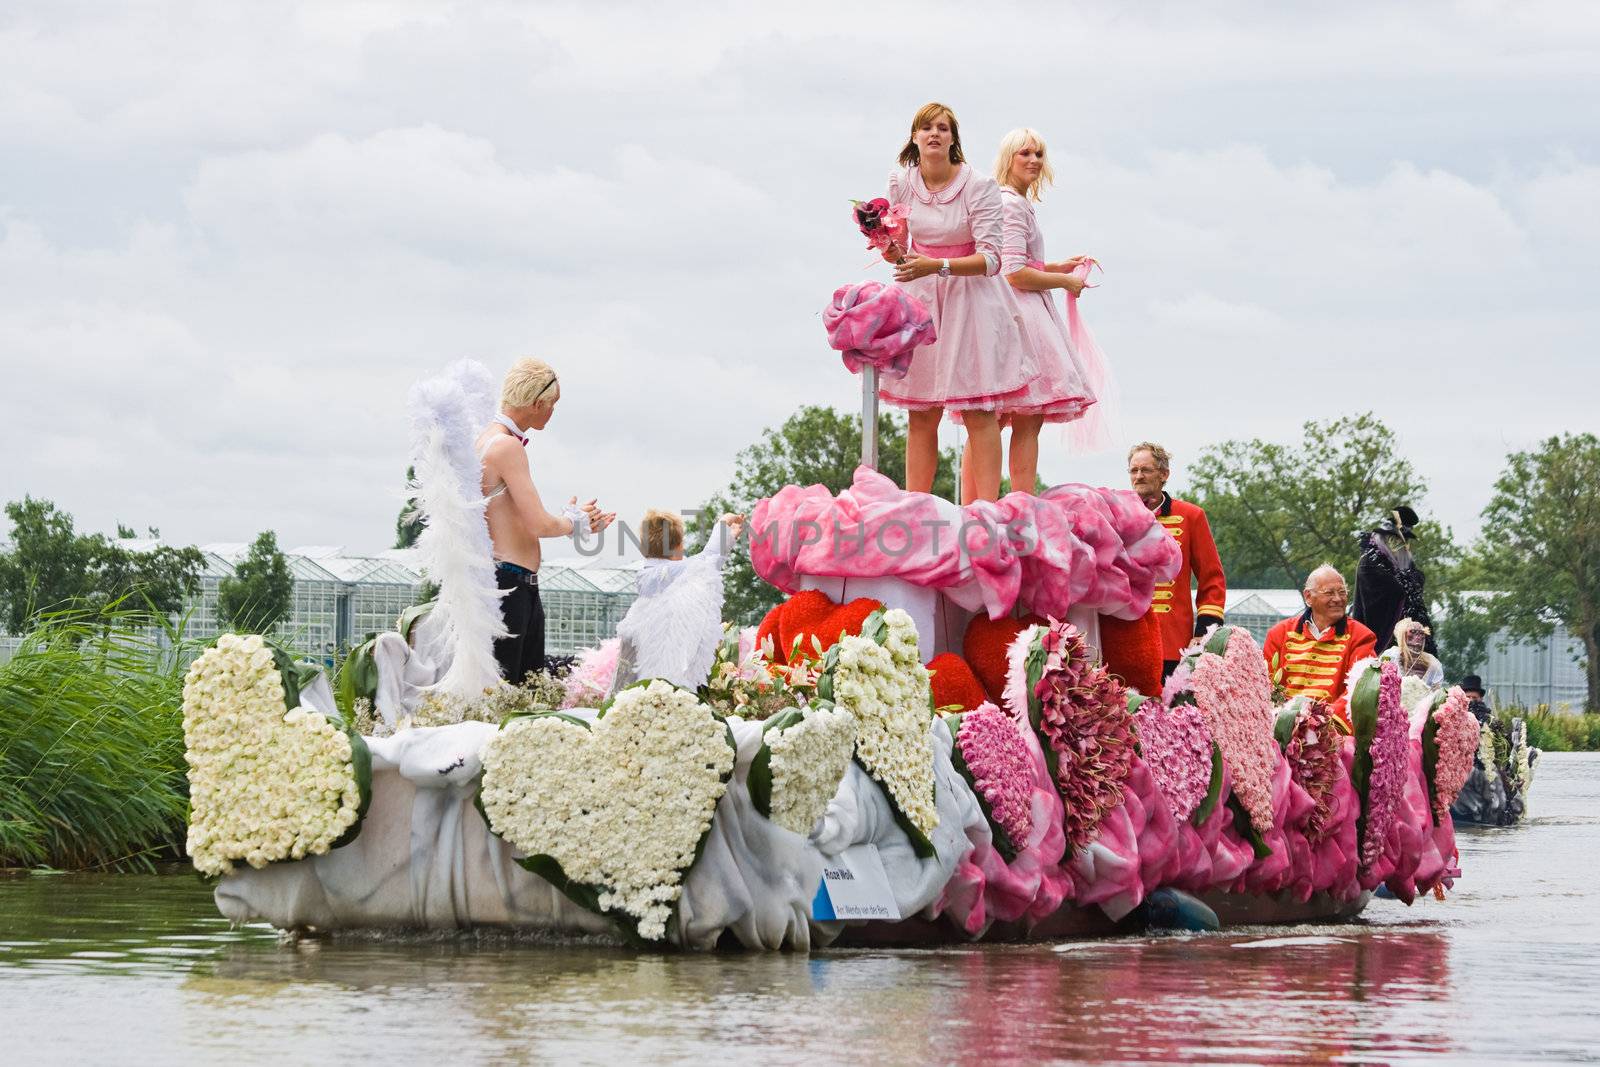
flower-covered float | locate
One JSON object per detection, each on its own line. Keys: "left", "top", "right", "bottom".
{"left": 192, "top": 360, "right": 1480, "bottom": 950}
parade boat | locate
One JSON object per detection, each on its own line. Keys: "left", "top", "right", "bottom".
{"left": 186, "top": 357, "right": 1482, "bottom": 951}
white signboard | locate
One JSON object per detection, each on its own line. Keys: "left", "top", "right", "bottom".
{"left": 810, "top": 844, "right": 901, "bottom": 921}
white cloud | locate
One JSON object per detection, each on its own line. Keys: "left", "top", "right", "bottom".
{"left": 1, "top": 0, "right": 1597, "bottom": 557}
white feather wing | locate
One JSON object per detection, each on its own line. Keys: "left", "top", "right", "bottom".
{"left": 408, "top": 374, "right": 507, "bottom": 697}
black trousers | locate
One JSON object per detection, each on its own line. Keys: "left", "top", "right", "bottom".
{"left": 494, "top": 564, "right": 546, "bottom": 685}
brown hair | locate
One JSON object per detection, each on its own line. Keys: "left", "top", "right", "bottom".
{"left": 898, "top": 102, "right": 965, "bottom": 168}
{"left": 1127, "top": 441, "right": 1171, "bottom": 474}
{"left": 640, "top": 509, "right": 685, "bottom": 559}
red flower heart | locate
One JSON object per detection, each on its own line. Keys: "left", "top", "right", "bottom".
{"left": 773, "top": 590, "right": 886, "bottom": 665}
{"left": 1098, "top": 610, "right": 1163, "bottom": 699}
{"left": 928, "top": 652, "right": 987, "bottom": 712}
{"left": 963, "top": 613, "right": 1045, "bottom": 705}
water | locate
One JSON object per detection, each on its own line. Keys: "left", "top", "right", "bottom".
{"left": 4, "top": 754, "right": 1597, "bottom": 1065}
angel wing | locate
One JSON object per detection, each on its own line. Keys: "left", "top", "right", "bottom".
{"left": 407, "top": 366, "right": 507, "bottom": 697}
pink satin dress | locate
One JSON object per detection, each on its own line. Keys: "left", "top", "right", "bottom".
{"left": 993, "top": 188, "right": 1096, "bottom": 423}
{"left": 877, "top": 164, "right": 1038, "bottom": 411}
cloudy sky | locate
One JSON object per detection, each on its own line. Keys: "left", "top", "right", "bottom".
{"left": 2, "top": 1, "right": 1596, "bottom": 561}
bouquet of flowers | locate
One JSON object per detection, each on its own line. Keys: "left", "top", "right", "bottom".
{"left": 1348, "top": 659, "right": 1410, "bottom": 872}
{"left": 1422, "top": 687, "right": 1480, "bottom": 823}
{"left": 851, "top": 197, "right": 910, "bottom": 255}
{"left": 816, "top": 608, "right": 940, "bottom": 856}
{"left": 1006, "top": 620, "right": 1137, "bottom": 852}
{"left": 945, "top": 703, "right": 1036, "bottom": 859}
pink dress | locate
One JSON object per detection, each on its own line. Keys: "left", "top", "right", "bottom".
{"left": 878, "top": 165, "right": 1038, "bottom": 411}
{"left": 994, "top": 188, "right": 1096, "bottom": 423}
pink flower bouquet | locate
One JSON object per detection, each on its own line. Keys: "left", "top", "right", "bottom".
{"left": 1189, "top": 628, "right": 1281, "bottom": 848}
{"left": 851, "top": 197, "right": 910, "bottom": 253}
{"left": 1424, "top": 686, "right": 1481, "bottom": 822}
{"left": 1008, "top": 620, "right": 1137, "bottom": 853}
{"left": 1348, "top": 659, "right": 1412, "bottom": 876}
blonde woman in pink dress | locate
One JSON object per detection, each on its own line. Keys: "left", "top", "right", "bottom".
{"left": 879, "top": 101, "right": 1037, "bottom": 503}
{"left": 969, "top": 127, "right": 1098, "bottom": 499}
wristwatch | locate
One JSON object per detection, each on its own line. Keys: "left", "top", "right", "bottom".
{"left": 938, "top": 258, "right": 951, "bottom": 278}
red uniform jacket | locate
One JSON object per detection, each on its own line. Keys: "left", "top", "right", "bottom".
{"left": 1262, "top": 610, "right": 1378, "bottom": 714}
{"left": 1151, "top": 494, "right": 1227, "bottom": 661}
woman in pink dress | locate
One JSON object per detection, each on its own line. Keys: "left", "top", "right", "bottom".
{"left": 974, "top": 127, "right": 1100, "bottom": 499}
{"left": 879, "top": 102, "right": 1037, "bottom": 502}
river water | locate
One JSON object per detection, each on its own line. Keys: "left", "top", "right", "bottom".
{"left": 4, "top": 753, "right": 1596, "bottom": 1065}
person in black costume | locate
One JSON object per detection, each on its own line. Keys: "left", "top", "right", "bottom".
{"left": 1351, "top": 505, "right": 1436, "bottom": 656}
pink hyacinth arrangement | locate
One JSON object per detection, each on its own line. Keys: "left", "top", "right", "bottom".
{"left": 1030, "top": 621, "right": 1137, "bottom": 851}
{"left": 822, "top": 280, "right": 936, "bottom": 379}
{"left": 1360, "top": 660, "right": 1410, "bottom": 870}
{"left": 954, "top": 703, "right": 1036, "bottom": 854}
{"left": 1284, "top": 699, "right": 1342, "bottom": 842}
{"left": 1430, "top": 687, "right": 1481, "bottom": 820}
{"left": 1134, "top": 697, "right": 1213, "bottom": 823}
{"left": 1188, "top": 628, "right": 1280, "bottom": 836}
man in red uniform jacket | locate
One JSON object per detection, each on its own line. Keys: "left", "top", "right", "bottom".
{"left": 1262, "top": 564, "right": 1378, "bottom": 727}
{"left": 1128, "top": 442, "right": 1227, "bottom": 676}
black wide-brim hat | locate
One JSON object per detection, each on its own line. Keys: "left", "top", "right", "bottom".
{"left": 1461, "top": 674, "right": 1485, "bottom": 696}
{"left": 1376, "top": 505, "right": 1420, "bottom": 540}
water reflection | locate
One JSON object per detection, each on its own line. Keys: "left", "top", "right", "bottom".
{"left": 5, "top": 753, "right": 1597, "bottom": 1064}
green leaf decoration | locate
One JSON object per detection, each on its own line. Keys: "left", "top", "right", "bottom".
{"left": 1193, "top": 741, "right": 1225, "bottom": 825}
{"left": 859, "top": 752, "right": 936, "bottom": 859}
{"left": 1227, "top": 793, "right": 1273, "bottom": 859}
{"left": 399, "top": 601, "right": 435, "bottom": 642}
{"left": 336, "top": 636, "right": 380, "bottom": 718}
{"left": 329, "top": 724, "right": 373, "bottom": 852}
{"left": 748, "top": 707, "right": 808, "bottom": 819}
{"left": 1348, "top": 661, "right": 1383, "bottom": 848}
{"left": 1273, "top": 707, "right": 1299, "bottom": 749}
{"left": 1023, "top": 634, "right": 1058, "bottom": 786}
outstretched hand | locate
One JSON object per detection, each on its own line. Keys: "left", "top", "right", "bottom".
{"left": 569, "top": 495, "right": 616, "bottom": 534}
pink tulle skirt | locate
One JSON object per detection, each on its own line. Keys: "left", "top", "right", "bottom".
{"left": 989, "top": 285, "right": 1094, "bottom": 423}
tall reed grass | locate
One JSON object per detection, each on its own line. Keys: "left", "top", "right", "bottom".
{"left": 0, "top": 608, "right": 195, "bottom": 870}
{"left": 1501, "top": 706, "right": 1600, "bottom": 752}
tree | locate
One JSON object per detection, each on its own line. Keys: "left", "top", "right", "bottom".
{"left": 690, "top": 406, "right": 957, "bottom": 624}
{"left": 395, "top": 465, "right": 423, "bottom": 549}
{"left": 1477, "top": 433, "right": 1600, "bottom": 711}
{"left": 0, "top": 497, "right": 203, "bottom": 633}
{"left": 217, "top": 530, "right": 294, "bottom": 635}
{"left": 1184, "top": 413, "right": 1454, "bottom": 590}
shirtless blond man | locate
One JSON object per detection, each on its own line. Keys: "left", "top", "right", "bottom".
{"left": 476, "top": 358, "right": 614, "bottom": 683}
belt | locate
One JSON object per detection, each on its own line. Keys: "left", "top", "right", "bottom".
{"left": 911, "top": 240, "right": 977, "bottom": 259}
{"left": 495, "top": 560, "right": 539, "bottom": 586}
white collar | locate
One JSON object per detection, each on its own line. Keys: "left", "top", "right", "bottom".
{"left": 495, "top": 413, "right": 527, "bottom": 435}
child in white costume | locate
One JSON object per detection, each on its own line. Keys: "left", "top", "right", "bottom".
{"left": 609, "top": 511, "right": 744, "bottom": 694}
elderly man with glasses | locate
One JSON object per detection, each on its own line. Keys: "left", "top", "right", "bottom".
{"left": 1262, "top": 563, "right": 1377, "bottom": 727}
{"left": 1127, "top": 441, "right": 1228, "bottom": 678}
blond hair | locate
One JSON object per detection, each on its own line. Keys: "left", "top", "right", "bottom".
{"left": 898, "top": 102, "right": 965, "bottom": 168}
{"left": 640, "top": 509, "right": 684, "bottom": 559}
{"left": 994, "top": 127, "right": 1055, "bottom": 201}
{"left": 501, "top": 358, "right": 561, "bottom": 409}
{"left": 1128, "top": 441, "right": 1171, "bottom": 474}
